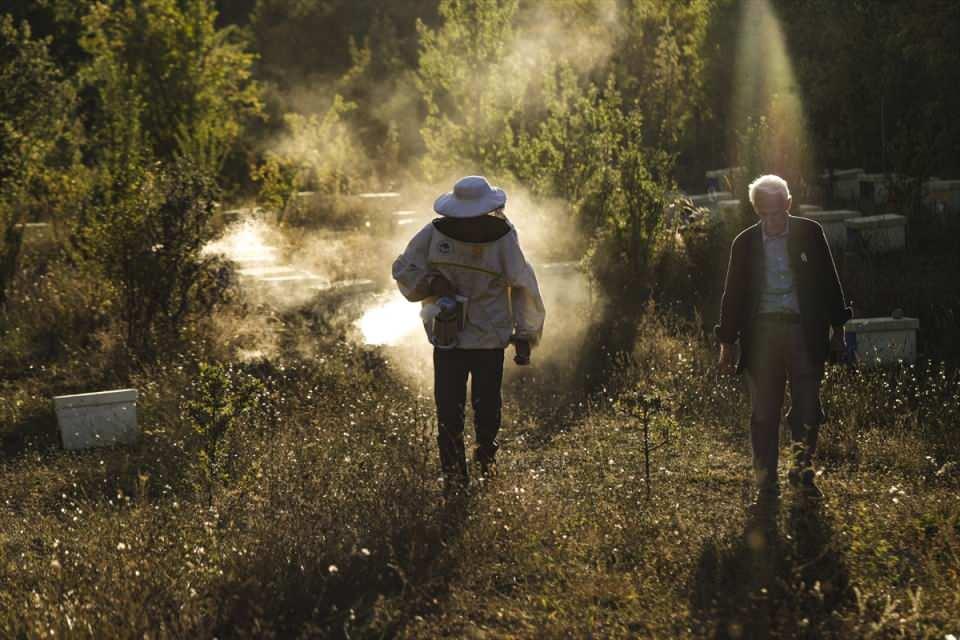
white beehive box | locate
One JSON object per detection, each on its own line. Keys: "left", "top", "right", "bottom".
{"left": 802, "top": 209, "right": 861, "bottom": 249}
{"left": 391, "top": 210, "right": 423, "bottom": 232}
{"left": 312, "top": 278, "right": 378, "bottom": 297}
{"left": 54, "top": 389, "right": 139, "bottom": 450}
{"left": 795, "top": 204, "right": 822, "bottom": 214}
{"left": 846, "top": 317, "right": 919, "bottom": 366}
{"left": 846, "top": 213, "right": 907, "bottom": 252}
{"left": 822, "top": 168, "right": 864, "bottom": 201}
{"left": 717, "top": 200, "right": 743, "bottom": 221}
{"left": 688, "top": 192, "right": 733, "bottom": 210}
{"left": 16, "top": 222, "right": 54, "bottom": 246}
{"left": 858, "top": 173, "right": 893, "bottom": 207}
{"left": 705, "top": 167, "right": 744, "bottom": 192}
{"left": 924, "top": 179, "right": 960, "bottom": 214}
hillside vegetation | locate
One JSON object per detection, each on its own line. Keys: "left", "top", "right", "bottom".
{"left": 2, "top": 296, "right": 959, "bottom": 637}
{"left": 2, "top": 1, "right": 960, "bottom": 637}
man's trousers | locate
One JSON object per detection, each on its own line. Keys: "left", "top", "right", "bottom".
{"left": 433, "top": 348, "right": 505, "bottom": 480}
{"left": 744, "top": 316, "right": 825, "bottom": 489}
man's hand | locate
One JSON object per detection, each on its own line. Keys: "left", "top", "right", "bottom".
{"left": 718, "top": 342, "right": 737, "bottom": 375}
{"left": 428, "top": 273, "right": 457, "bottom": 298}
{"left": 511, "top": 337, "right": 531, "bottom": 365}
{"left": 829, "top": 327, "right": 847, "bottom": 363}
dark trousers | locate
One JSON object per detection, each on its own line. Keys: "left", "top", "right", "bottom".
{"left": 433, "top": 348, "right": 504, "bottom": 479}
{"left": 745, "top": 318, "right": 825, "bottom": 489}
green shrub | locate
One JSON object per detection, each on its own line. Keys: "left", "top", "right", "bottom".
{"left": 74, "top": 160, "right": 233, "bottom": 359}
{"left": 0, "top": 14, "right": 76, "bottom": 308}
{"left": 182, "top": 361, "right": 272, "bottom": 496}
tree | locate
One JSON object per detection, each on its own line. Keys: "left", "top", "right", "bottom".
{"left": 0, "top": 15, "right": 75, "bottom": 308}
{"left": 72, "top": 0, "right": 259, "bottom": 357}
{"left": 415, "top": 0, "right": 520, "bottom": 181}
{"left": 79, "top": 0, "right": 262, "bottom": 175}
{"left": 617, "top": 0, "right": 712, "bottom": 154}
{"left": 75, "top": 160, "right": 231, "bottom": 359}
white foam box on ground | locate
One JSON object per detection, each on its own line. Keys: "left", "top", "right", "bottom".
{"left": 845, "top": 213, "right": 907, "bottom": 252}
{"left": 237, "top": 266, "right": 298, "bottom": 279}
{"left": 15, "top": 222, "right": 54, "bottom": 246}
{"left": 391, "top": 210, "right": 424, "bottom": 231}
{"left": 312, "top": 278, "right": 378, "bottom": 297}
{"left": 704, "top": 167, "right": 744, "bottom": 192}
{"left": 924, "top": 179, "right": 960, "bottom": 214}
{"left": 821, "top": 168, "right": 864, "bottom": 201}
{"left": 355, "top": 192, "right": 402, "bottom": 212}
{"left": 802, "top": 209, "right": 861, "bottom": 249}
{"left": 858, "top": 173, "right": 893, "bottom": 206}
{"left": 688, "top": 192, "right": 733, "bottom": 209}
{"left": 846, "top": 317, "right": 919, "bottom": 366}
{"left": 54, "top": 389, "right": 139, "bottom": 450}
{"left": 717, "top": 199, "right": 742, "bottom": 217}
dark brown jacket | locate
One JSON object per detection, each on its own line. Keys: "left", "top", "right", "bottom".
{"left": 714, "top": 216, "right": 852, "bottom": 373}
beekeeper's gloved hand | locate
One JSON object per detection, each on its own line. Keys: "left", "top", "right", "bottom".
{"left": 513, "top": 338, "right": 531, "bottom": 366}
{"left": 428, "top": 273, "right": 457, "bottom": 298}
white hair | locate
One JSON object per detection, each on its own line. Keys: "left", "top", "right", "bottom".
{"left": 748, "top": 174, "right": 791, "bottom": 207}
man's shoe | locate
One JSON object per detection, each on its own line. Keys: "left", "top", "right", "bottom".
{"left": 790, "top": 467, "right": 824, "bottom": 500}
{"left": 474, "top": 446, "right": 497, "bottom": 480}
{"left": 478, "top": 458, "right": 496, "bottom": 479}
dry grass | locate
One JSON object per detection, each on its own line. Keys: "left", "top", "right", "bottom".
{"left": 1, "top": 258, "right": 959, "bottom": 638}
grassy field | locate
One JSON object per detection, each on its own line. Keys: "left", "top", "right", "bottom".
{"left": 2, "top": 283, "right": 959, "bottom": 638}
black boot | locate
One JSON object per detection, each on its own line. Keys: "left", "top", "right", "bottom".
{"left": 474, "top": 443, "right": 498, "bottom": 480}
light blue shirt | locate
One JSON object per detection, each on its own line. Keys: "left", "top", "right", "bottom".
{"left": 758, "top": 218, "right": 801, "bottom": 314}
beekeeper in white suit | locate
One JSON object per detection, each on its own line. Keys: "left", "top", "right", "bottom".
{"left": 393, "top": 175, "right": 545, "bottom": 492}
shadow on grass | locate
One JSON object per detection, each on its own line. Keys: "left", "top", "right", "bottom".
{"left": 1, "top": 404, "right": 60, "bottom": 459}
{"left": 690, "top": 497, "right": 850, "bottom": 639}
{"left": 205, "top": 489, "right": 472, "bottom": 639}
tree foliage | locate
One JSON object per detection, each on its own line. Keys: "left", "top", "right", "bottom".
{"left": 0, "top": 15, "right": 75, "bottom": 308}
{"left": 416, "top": 0, "right": 710, "bottom": 288}
{"left": 79, "top": 0, "right": 262, "bottom": 174}
{"left": 75, "top": 161, "right": 230, "bottom": 358}
{"left": 68, "top": 0, "right": 257, "bottom": 357}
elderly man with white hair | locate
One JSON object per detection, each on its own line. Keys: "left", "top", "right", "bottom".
{"left": 716, "top": 174, "right": 851, "bottom": 509}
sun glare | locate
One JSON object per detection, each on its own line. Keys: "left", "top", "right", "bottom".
{"left": 732, "top": 0, "right": 812, "bottom": 180}
{"left": 357, "top": 293, "right": 423, "bottom": 346}
{"left": 203, "top": 220, "right": 279, "bottom": 266}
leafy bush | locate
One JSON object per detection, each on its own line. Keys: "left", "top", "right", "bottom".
{"left": 75, "top": 160, "right": 232, "bottom": 359}
{"left": 0, "top": 14, "right": 76, "bottom": 308}
{"left": 182, "top": 361, "right": 273, "bottom": 496}
{"left": 78, "top": 0, "right": 262, "bottom": 173}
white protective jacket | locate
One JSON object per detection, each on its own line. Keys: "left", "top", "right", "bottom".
{"left": 392, "top": 218, "right": 545, "bottom": 349}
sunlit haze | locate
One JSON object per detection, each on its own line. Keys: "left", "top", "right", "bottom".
{"left": 733, "top": 0, "right": 812, "bottom": 180}
{"left": 356, "top": 292, "right": 423, "bottom": 346}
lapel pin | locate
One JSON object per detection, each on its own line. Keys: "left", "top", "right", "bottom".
{"left": 801, "top": 251, "right": 808, "bottom": 263}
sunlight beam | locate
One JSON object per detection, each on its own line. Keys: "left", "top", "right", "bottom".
{"left": 731, "top": 0, "right": 813, "bottom": 188}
